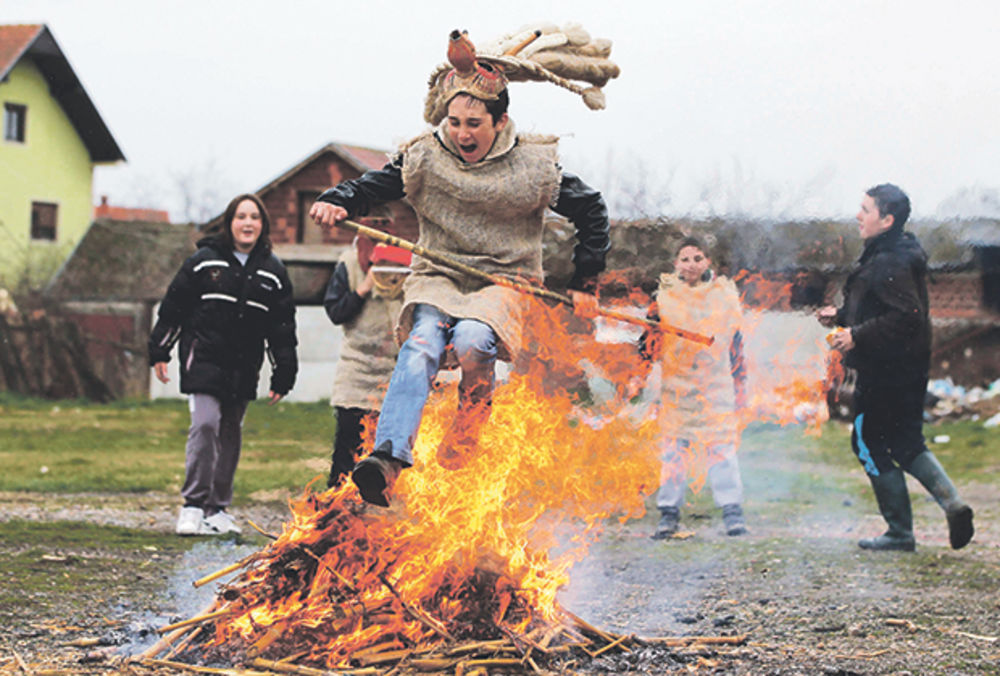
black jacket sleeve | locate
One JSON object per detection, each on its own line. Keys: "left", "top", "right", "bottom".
{"left": 851, "top": 260, "right": 925, "bottom": 356}
{"left": 551, "top": 172, "right": 610, "bottom": 292}
{"left": 265, "top": 264, "right": 298, "bottom": 396}
{"left": 323, "top": 262, "right": 366, "bottom": 325}
{"left": 148, "top": 259, "right": 197, "bottom": 365}
{"left": 316, "top": 157, "right": 406, "bottom": 217}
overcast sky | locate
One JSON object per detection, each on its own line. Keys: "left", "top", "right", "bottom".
{"left": 4, "top": 0, "right": 1000, "bottom": 221}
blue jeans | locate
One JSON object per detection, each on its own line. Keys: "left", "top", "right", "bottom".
{"left": 374, "top": 303, "right": 497, "bottom": 465}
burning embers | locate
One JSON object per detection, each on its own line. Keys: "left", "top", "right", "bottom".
{"left": 137, "top": 287, "right": 826, "bottom": 673}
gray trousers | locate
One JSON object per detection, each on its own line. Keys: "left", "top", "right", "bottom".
{"left": 656, "top": 439, "right": 744, "bottom": 511}
{"left": 181, "top": 394, "right": 248, "bottom": 510}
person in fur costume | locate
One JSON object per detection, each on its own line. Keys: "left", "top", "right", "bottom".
{"left": 310, "top": 26, "right": 615, "bottom": 506}
{"left": 639, "top": 237, "right": 749, "bottom": 539}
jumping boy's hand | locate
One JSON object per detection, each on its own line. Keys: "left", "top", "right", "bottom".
{"left": 309, "top": 202, "right": 347, "bottom": 228}
{"left": 153, "top": 362, "right": 170, "bottom": 384}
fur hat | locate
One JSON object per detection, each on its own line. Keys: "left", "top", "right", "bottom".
{"left": 423, "top": 22, "right": 621, "bottom": 125}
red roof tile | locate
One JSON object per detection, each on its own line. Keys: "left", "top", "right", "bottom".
{"left": 0, "top": 24, "right": 43, "bottom": 78}
{"left": 336, "top": 143, "right": 391, "bottom": 171}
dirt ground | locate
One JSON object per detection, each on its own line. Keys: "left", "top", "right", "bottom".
{"left": 2, "top": 433, "right": 998, "bottom": 675}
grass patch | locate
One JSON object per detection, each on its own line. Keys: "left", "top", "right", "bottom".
{"left": 0, "top": 397, "right": 333, "bottom": 499}
{"left": 0, "top": 519, "right": 191, "bottom": 615}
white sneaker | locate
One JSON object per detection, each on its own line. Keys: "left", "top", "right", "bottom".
{"left": 200, "top": 510, "right": 242, "bottom": 535}
{"left": 176, "top": 506, "right": 204, "bottom": 535}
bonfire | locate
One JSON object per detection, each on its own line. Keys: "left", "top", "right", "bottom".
{"left": 137, "top": 276, "right": 829, "bottom": 674}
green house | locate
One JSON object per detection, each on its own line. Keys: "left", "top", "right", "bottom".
{"left": 0, "top": 24, "right": 124, "bottom": 289}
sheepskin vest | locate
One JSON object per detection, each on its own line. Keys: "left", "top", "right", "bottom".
{"left": 656, "top": 272, "right": 743, "bottom": 448}
{"left": 330, "top": 249, "right": 402, "bottom": 410}
{"left": 396, "top": 119, "right": 561, "bottom": 361}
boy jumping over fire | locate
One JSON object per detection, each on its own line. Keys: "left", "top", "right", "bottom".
{"left": 310, "top": 25, "right": 617, "bottom": 506}
{"left": 819, "top": 184, "right": 974, "bottom": 551}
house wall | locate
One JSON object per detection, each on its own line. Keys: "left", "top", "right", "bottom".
{"left": 60, "top": 301, "right": 152, "bottom": 399}
{"left": 928, "top": 272, "right": 983, "bottom": 319}
{"left": 150, "top": 305, "right": 344, "bottom": 404}
{"left": 0, "top": 58, "right": 94, "bottom": 287}
{"left": 261, "top": 153, "right": 418, "bottom": 246}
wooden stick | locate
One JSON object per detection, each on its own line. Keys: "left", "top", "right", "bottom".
{"left": 247, "top": 518, "right": 279, "bottom": 540}
{"left": 137, "top": 657, "right": 241, "bottom": 674}
{"left": 378, "top": 573, "right": 454, "bottom": 642}
{"left": 591, "top": 632, "right": 629, "bottom": 657}
{"left": 444, "top": 640, "right": 508, "bottom": 655}
{"left": 193, "top": 558, "right": 250, "bottom": 588}
{"left": 408, "top": 657, "right": 462, "bottom": 670}
{"left": 249, "top": 658, "right": 329, "bottom": 675}
{"left": 137, "top": 626, "right": 184, "bottom": 659}
{"left": 164, "top": 626, "right": 203, "bottom": 661}
{"left": 562, "top": 610, "right": 629, "bottom": 651}
{"left": 246, "top": 621, "right": 287, "bottom": 658}
{"left": 333, "top": 219, "right": 713, "bottom": 345}
{"left": 156, "top": 608, "right": 233, "bottom": 634}
{"left": 300, "top": 545, "right": 357, "bottom": 594}
{"left": 356, "top": 649, "right": 414, "bottom": 666}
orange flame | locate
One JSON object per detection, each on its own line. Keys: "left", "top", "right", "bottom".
{"left": 202, "top": 275, "right": 833, "bottom": 668}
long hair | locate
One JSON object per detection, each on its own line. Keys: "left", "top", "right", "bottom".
{"left": 218, "top": 193, "right": 272, "bottom": 254}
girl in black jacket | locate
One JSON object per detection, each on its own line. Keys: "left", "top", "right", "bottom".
{"left": 149, "top": 193, "right": 298, "bottom": 535}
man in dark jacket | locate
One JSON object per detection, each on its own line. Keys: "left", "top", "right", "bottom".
{"left": 819, "top": 183, "right": 973, "bottom": 551}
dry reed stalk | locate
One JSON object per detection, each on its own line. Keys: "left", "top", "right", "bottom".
{"left": 443, "top": 640, "right": 508, "bottom": 655}
{"left": 562, "top": 610, "right": 628, "bottom": 651}
{"left": 63, "top": 637, "right": 101, "bottom": 647}
{"left": 137, "top": 657, "right": 242, "bottom": 674}
{"left": 246, "top": 519, "right": 278, "bottom": 539}
{"left": 355, "top": 648, "right": 415, "bottom": 667}
{"left": 462, "top": 658, "right": 525, "bottom": 668}
{"left": 156, "top": 608, "right": 233, "bottom": 634}
{"left": 538, "top": 625, "right": 563, "bottom": 650}
{"left": 193, "top": 558, "right": 252, "bottom": 588}
{"left": 591, "top": 632, "right": 630, "bottom": 657}
{"left": 349, "top": 639, "right": 406, "bottom": 660}
{"left": 378, "top": 574, "right": 454, "bottom": 642}
{"left": 163, "top": 626, "right": 203, "bottom": 661}
{"left": 248, "top": 658, "right": 328, "bottom": 675}
{"left": 246, "top": 621, "right": 288, "bottom": 658}
{"left": 408, "top": 657, "right": 462, "bottom": 671}
{"left": 298, "top": 543, "right": 358, "bottom": 594}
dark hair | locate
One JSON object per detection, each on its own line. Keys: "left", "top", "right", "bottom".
{"left": 866, "top": 183, "right": 910, "bottom": 230}
{"left": 483, "top": 87, "right": 509, "bottom": 124}
{"left": 219, "top": 193, "right": 272, "bottom": 254}
{"left": 450, "top": 88, "right": 510, "bottom": 124}
{"left": 675, "top": 236, "right": 709, "bottom": 258}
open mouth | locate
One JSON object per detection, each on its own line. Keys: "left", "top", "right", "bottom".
{"left": 459, "top": 143, "right": 478, "bottom": 155}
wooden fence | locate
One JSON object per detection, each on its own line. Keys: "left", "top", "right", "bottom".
{"left": 0, "top": 313, "right": 116, "bottom": 401}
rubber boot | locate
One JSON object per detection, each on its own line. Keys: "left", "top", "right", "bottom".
{"left": 650, "top": 507, "right": 680, "bottom": 540}
{"left": 722, "top": 504, "right": 748, "bottom": 536}
{"left": 905, "top": 451, "right": 974, "bottom": 549}
{"left": 859, "top": 467, "right": 915, "bottom": 552}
